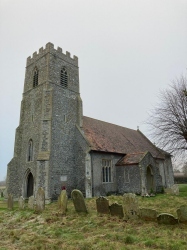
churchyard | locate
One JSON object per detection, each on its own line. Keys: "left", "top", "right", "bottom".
{"left": 0, "top": 185, "right": 187, "bottom": 250}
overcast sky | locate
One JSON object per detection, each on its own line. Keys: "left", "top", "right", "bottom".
{"left": 0, "top": 0, "right": 187, "bottom": 180}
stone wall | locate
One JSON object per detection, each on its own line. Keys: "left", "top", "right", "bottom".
{"left": 91, "top": 152, "right": 122, "bottom": 197}
{"left": 116, "top": 165, "right": 141, "bottom": 194}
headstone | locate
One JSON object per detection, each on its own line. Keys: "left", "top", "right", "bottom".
{"left": 59, "top": 190, "right": 68, "bottom": 215}
{"left": 123, "top": 193, "right": 139, "bottom": 219}
{"left": 71, "top": 189, "right": 88, "bottom": 213}
{"left": 109, "top": 202, "right": 124, "bottom": 218}
{"left": 177, "top": 205, "right": 187, "bottom": 224}
{"left": 96, "top": 196, "right": 110, "bottom": 214}
{"left": 7, "top": 194, "right": 13, "bottom": 210}
{"left": 157, "top": 213, "right": 178, "bottom": 225}
{"left": 35, "top": 187, "right": 45, "bottom": 212}
{"left": 164, "top": 184, "right": 179, "bottom": 195}
{"left": 28, "top": 196, "right": 35, "bottom": 209}
{"left": 18, "top": 196, "right": 25, "bottom": 209}
{"left": 3, "top": 189, "right": 8, "bottom": 199}
{"left": 139, "top": 208, "right": 157, "bottom": 221}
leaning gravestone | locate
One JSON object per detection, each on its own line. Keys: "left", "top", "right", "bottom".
{"left": 71, "top": 189, "right": 88, "bottom": 213}
{"left": 165, "top": 185, "right": 179, "bottom": 195}
{"left": 35, "top": 187, "right": 45, "bottom": 212}
{"left": 96, "top": 196, "right": 110, "bottom": 215}
{"left": 28, "top": 196, "right": 35, "bottom": 209}
{"left": 59, "top": 190, "right": 68, "bottom": 215}
{"left": 18, "top": 196, "right": 25, "bottom": 209}
{"left": 177, "top": 205, "right": 187, "bottom": 224}
{"left": 109, "top": 202, "right": 124, "bottom": 218}
{"left": 123, "top": 193, "right": 139, "bottom": 219}
{"left": 157, "top": 213, "right": 178, "bottom": 225}
{"left": 139, "top": 208, "right": 157, "bottom": 221}
{"left": 7, "top": 194, "right": 13, "bottom": 210}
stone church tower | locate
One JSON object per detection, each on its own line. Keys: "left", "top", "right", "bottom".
{"left": 7, "top": 42, "right": 83, "bottom": 201}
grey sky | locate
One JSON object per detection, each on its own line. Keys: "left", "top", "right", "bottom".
{"left": 0, "top": 0, "right": 187, "bottom": 180}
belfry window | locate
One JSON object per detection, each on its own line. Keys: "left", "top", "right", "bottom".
{"left": 102, "top": 159, "right": 112, "bottom": 183}
{"left": 28, "top": 139, "right": 33, "bottom": 162}
{"left": 60, "top": 67, "right": 68, "bottom": 87}
{"left": 33, "top": 68, "right": 38, "bottom": 87}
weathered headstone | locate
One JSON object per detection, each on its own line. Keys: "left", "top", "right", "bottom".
{"left": 164, "top": 184, "right": 179, "bottom": 195}
{"left": 139, "top": 208, "right": 157, "bottom": 221}
{"left": 71, "top": 189, "right": 88, "bottom": 213}
{"left": 96, "top": 196, "right": 110, "bottom": 214}
{"left": 7, "top": 194, "right": 13, "bottom": 210}
{"left": 59, "top": 190, "right": 68, "bottom": 215}
{"left": 157, "top": 213, "right": 178, "bottom": 225}
{"left": 28, "top": 196, "right": 35, "bottom": 209}
{"left": 123, "top": 193, "right": 139, "bottom": 219}
{"left": 35, "top": 187, "right": 45, "bottom": 212}
{"left": 177, "top": 205, "right": 187, "bottom": 224}
{"left": 109, "top": 202, "right": 124, "bottom": 218}
{"left": 18, "top": 196, "right": 25, "bottom": 209}
{"left": 3, "top": 189, "right": 8, "bottom": 199}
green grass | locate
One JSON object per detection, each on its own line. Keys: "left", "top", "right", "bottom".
{"left": 0, "top": 184, "right": 187, "bottom": 250}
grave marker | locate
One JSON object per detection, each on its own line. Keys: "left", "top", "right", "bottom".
{"left": 71, "top": 189, "right": 88, "bottom": 213}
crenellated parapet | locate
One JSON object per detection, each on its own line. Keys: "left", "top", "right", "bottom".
{"left": 26, "top": 42, "right": 78, "bottom": 67}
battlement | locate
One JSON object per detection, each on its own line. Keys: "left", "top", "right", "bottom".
{"left": 26, "top": 42, "right": 78, "bottom": 67}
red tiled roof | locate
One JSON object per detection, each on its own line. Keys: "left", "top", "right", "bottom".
{"left": 116, "top": 152, "right": 147, "bottom": 166}
{"left": 82, "top": 116, "right": 164, "bottom": 159}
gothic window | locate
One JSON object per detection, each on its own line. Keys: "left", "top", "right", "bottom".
{"left": 33, "top": 68, "right": 38, "bottom": 87}
{"left": 102, "top": 159, "right": 112, "bottom": 183}
{"left": 27, "top": 139, "right": 33, "bottom": 162}
{"left": 60, "top": 67, "right": 68, "bottom": 87}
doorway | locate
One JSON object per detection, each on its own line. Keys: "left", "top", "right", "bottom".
{"left": 146, "top": 166, "right": 154, "bottom": 193}
{"left": 27, "top": 172, "right": 34, "bottom": 198}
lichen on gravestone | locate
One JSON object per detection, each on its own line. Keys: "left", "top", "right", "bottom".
{"left": 157, "top": 213, "right": 178, "bottom": 225}
{"left": 35, "top": 187, "right": 45, "bottom": 212}
{"left": 96, "top": 196, "right": 110, "bottom": 215}
{"left": 177, "top": 205, "right": 187, "bottom": 224}
{"left": 28, "top": 196, "right": 35, "bottom": 210}
{"left": 123, "top": 193, "right": 139, "bottom": 219}
{"left": 71, "top": 189, "right": 88, "bottom": 213}
{"left": 59, "top": 190, "right": 68, "bottom": 215}
{"left": 109, "top": 202, "right": 124, "bottom": 218}
{"left": 18, "top": 196, "right": 25, "bottom": 209}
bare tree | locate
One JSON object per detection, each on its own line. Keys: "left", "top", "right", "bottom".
{"left": 147, "top": 76, "right": 187, "bottom": 156}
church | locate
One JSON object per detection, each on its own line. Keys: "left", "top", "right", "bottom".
{"left": 7, "top": 42, "right": 174, "bottom": 202}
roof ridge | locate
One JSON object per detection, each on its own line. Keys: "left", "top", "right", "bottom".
{"left": 83, "top": 116, "right": 137, "bottom": 132}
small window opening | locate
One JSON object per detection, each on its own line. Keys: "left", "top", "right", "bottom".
{"left": 28, "top": 139, "right": 33, "bottom": 162}
{"left": 60, "top": 68, "right": 68, "bottom": 87}
{"left": 33, "top": 68, "right": 38, "bottom": 87}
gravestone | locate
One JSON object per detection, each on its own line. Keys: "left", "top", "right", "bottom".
{"left": 7, "top": 194, "right": 13, "bottom": 210}
{"left": 96, "top": 196, "right": 110, "bottom": 214}
{"left": 109, "top": 202, "right": 124, "bottom": 218}
{"left": 35, "top": 187, "right": 45, "bottom": 212}
{"left": 28, "top": 196, "right": 35, "bottom": 209}
{"left": 59, "top": 190, "right": 68, "bottom": 215}
{"left": 139, "top": 208, "right": 157, "bottom": 221}
{"left": 157, "top": 213, "right": 178, "bottom": 225}
{"left": 164, "top": 185, "right": 179, "bottom": 195}
{"left": 71, "top": 189, "right": 88, "bottom": 213}
{"left": 18, "top": 196, "right": 25, "bottom": 209}
{"left": 123, "top": 193, "right": 139, "bottom": 219}
{"left": 177, "top": 205, "right": 187, "bottom": 224}
{"left": 3, "top": 189, "right": 8, "bottom": 199}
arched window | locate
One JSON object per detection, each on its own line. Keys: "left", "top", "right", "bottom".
{"left": 28, "top": 139, "right": 33, "bottom": 162}
{"left": 102, "top": 159, "right": 112, "bottom": 183}
{"left": 33, "top": 68, "right": 38, "bottom": 87}
{"left": 60, "top": 67, "right": 68, "bottom": 87}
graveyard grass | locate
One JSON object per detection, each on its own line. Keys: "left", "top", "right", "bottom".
{"left": 0, "top": 185, "right": 187, "bottom": 250}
